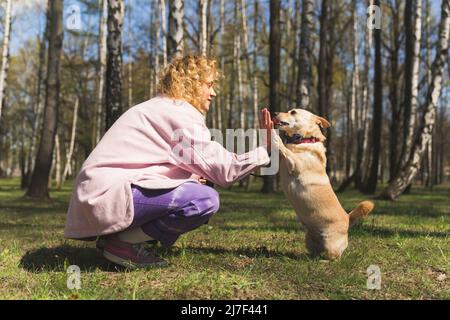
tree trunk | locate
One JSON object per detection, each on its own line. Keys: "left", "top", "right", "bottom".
{"left": 25, "top": 0, "right": 49, "bottom": 188}
{"left": 26, "top": 0, "right": 64, "bottom": 199}
{"left": 54, "top": 134, "right": 61, "bottom": 189}
{"left": 199, "top": 0, "right": 208, "bottom": 56}
{"left": 388, "top": 0, "right": 402, "bottom": 181}
{"left": 296, "top": 0, "right": 314, "bottom": 109}
{"left": 62, "top": 97, "right": 79, "bottom": 186}
{"left": 346, "top": 0, "right": 359, "bottom": 179}
{"left": 262, "top": 0, "right": 281, "bottom": 194}
{"left": 0, "top": 0, "right": 12, "bottom": 126}
{"left": 105, "top": 0, "right": 124, "bottom": 131}
{"left": 93, "top": 0, "right": 108, "bottom": 146}
{"left": 160, "top": 0, "right": 168, "bottom": 65}
{"left": 218, "top": 0, "right": 225, "bottom": 132}
{"left": 364, "top": 0, "right": 383, "bottom": 194}
{"left": 379, "top": 0, "right": 449, "bottom": 200}
{"left": 355, "top": 0, "right": 373, "bottom": 190}
{"left": 168, "top": 0, "right": 184, "bottom": 60}
{"left": 399, "top": 0, "right": 422, "bottom": 170}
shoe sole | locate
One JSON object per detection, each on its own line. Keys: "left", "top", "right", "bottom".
{"left": 103, "top": 250, "right": 168, "bottom": 269}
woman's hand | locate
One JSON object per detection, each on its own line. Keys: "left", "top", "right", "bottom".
{"left": 198, "top": 176, "right": 207, "bottom": 185}
{"left": 260, "top": 108, "right": 274, "bottom": 152}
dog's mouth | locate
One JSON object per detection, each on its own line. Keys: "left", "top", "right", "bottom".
{"left": 272, "top": 117, "right": 290, "bottom": 128}
{"left": 285, "top": 134, "right": 320, "bottom": 144}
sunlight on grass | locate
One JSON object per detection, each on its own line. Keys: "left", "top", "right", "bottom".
{"left": 0, "top": 178, "right": 448, "bottom": 299}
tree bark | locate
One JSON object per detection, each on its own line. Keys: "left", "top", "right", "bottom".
{"left": 296, "top": 0, "right": 314, "bottom": 109}
{"left": 26, "top": 0, "right": 64, "bottom": 199}
{"left": 168, "top": 0, "right": 184, "bottom": 60}
{"left": 62, "top": 97, "right": 79, "bottom": 186}
{"left": 199, "top": 0, "right": 208, "bottom": 56}
{"left": 93, "top": 0, "right": 108, "bottom": 146}
{"left": 364, "top": 0, "right": 383, "bottom": 194}
{"left": 379, "top": 0, "right": 449, "bottom": 200}
{"left": 388, "top": 0, "right": 402, "bottom": 181}
{"left": 262, "top": 0, "right": 281, "bottom": 194}
{"left": 105, "top": 0, "right": 124, "bottom": 131}
{"left": 0, "top": 0, "right": 12, "bottom": 126}
{"left": 398, "top": 0, "right": 422, "bottom": 171}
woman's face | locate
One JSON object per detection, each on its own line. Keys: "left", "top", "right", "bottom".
{"left": 198, "top": 76, "right": 217, "bottom": 115}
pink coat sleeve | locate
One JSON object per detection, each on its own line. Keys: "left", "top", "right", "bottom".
{"left": 168, "top": 122, "right": 270, "bottom": 187}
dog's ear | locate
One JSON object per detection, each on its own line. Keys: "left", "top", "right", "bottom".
{"left": 315, "top": 116, "right": 331, "bottom": 128}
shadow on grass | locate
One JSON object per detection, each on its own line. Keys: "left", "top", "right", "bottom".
{"left": 160, "top": 244, "right": 310, "bottom": 261}
{"left": 19, "top": 245, "right": 127, "bottom": 273}
{"left": 351, "top": 224, "right": 449, "bottom": 238}
{"left": 365, "top": 204, "right": 446, "bottom": 218}
{"left": 19, "top": 243, "right": 312, "bottom": 274}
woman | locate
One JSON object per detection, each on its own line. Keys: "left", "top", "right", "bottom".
{"left": 64, "top": 55, "right": 274, "bottom": 268}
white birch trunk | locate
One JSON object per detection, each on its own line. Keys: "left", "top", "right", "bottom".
{"left": 403, "top": 0, "right": 422, "bottom": 161}
{"left": 160, "top": 0, "right": 167, "bottom": 66}
{"left": 168, "top": 0, "right": 184, "bottom": 60}
{"left": 54, "top": 134, "right": 61, "bottom": 188}
{"left": 62, "top": 97, "right": 79, "bottom": 185}
{"left": 93, "top": 0, "right": 107, "bottom": 145}
{"left": 200, "top": 0, "right": 208, "bottom": 56}
{"left": 381, "top": 0, "right": 449, "bottom": 200}
{"left": 0, "top": 0, "right": 12, "bottom": 124}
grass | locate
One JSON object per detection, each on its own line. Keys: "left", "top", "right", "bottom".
{"left": 0, "top": 177, "right": 448, "bottom": 299}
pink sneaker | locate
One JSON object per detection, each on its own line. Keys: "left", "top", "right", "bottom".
{"left": 102, "top": 236, "right": 168, "bottom": 269}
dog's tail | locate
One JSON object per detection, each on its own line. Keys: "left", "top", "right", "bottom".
{"left": 348, "top": 201, "right": 374, "bottom": 228}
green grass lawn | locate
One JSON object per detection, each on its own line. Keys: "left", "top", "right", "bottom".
{"left": 0, "top": 178, "right": 448, "bottom": 299}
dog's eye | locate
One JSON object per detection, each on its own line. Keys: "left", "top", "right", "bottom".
{"left": 290, "top": 110, "right": 297, "bottom": 115}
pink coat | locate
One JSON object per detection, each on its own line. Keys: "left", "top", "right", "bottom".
{"left": 64, "top": 96, "right": 270, "bottom": 239}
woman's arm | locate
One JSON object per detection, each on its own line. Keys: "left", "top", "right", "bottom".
{"left": 168, "top": 122, "right": 270, "bottom": 188}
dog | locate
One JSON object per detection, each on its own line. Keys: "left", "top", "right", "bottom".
{"left": 272, "top": 108, "right": 374, "bottom": 260}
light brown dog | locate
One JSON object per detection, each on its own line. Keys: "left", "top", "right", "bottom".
{"left": 272, "top": 108, "right": 374, "bottom": 260}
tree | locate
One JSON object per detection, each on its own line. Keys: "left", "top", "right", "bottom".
{"left": 26, "top": 0, "right": 64, "bottom": 199}
{"left": 105, "top": 0, "right": 124, "bottom": 131}
{"left": 380, "top": 0, "right": 449, "bottom": 200}
{"left": 262, "top": 0, "right": 281, "bottom": 194}
{"left": 0, "top": 0, "right": 12, "bottom": 126}
{"left": 93, "top": 0, "right": 108, "bottom": 146}
{"left": 199, "top": 0, "right": 208, "bottom": 56}
{"left": 398, "top": 0, "right": 422, "bottom": 175}
{"left": 168, "top": 0, "right": 184, "bottom": 60}
{"left": 296, "top": 0, "right": 314, "bottom": 108}
{"left": 363, "top": 0, "right": 383, "bottom": 194}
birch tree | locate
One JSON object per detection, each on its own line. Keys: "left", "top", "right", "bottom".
{"left": 364, "top": 0, "right": 383, "bottom": 193}
{"left": 296, "top": 0, "right": 314, "bottom": 108}
{"left": 105, "top": 0, "right": 124, "bottom": 131}
{"left": 199, "top": 0, "right": 208, "bottom": 56}
{"left": 399, "top": 0, "right": 422, "bottom": 170}
{"left": 0, "top": 0, "right": 12, "bottom": 126}
{"left": 93, "top": 0, "right": 108, "bottom": 145}
{"left": 168, "top": 0, "right": 184, "bottom": 60}
{"left": 160, "top": 0, "right": 167, "bottom": 66}
{"left": 62, "top": 97, "right": 79, "bottom": 186}
{"left": 380, "top": 0, "right": 449, "bottom": 200}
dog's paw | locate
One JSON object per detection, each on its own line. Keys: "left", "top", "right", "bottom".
{"left": 271, "top": 131, "right": 284, "bottom": 150}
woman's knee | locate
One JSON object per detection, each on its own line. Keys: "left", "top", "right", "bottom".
{"left": 178, "top": 183, "right": 220, "bottom": 217}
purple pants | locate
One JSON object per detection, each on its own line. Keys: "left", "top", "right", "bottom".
{"left": 129, "top": 182, "right": 220, "bottom": 247}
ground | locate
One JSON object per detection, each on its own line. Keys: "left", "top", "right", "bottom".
{"left": 0, "top": 178, "right": 448, "bottom": 299}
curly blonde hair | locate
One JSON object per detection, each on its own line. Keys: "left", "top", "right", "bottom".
{"left": 157, "top": 55, "right": 219, "bottom": 110}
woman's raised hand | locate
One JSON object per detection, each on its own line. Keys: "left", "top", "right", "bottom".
{"left": 260, "top": 108, "right": 274, "bottom": 152}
